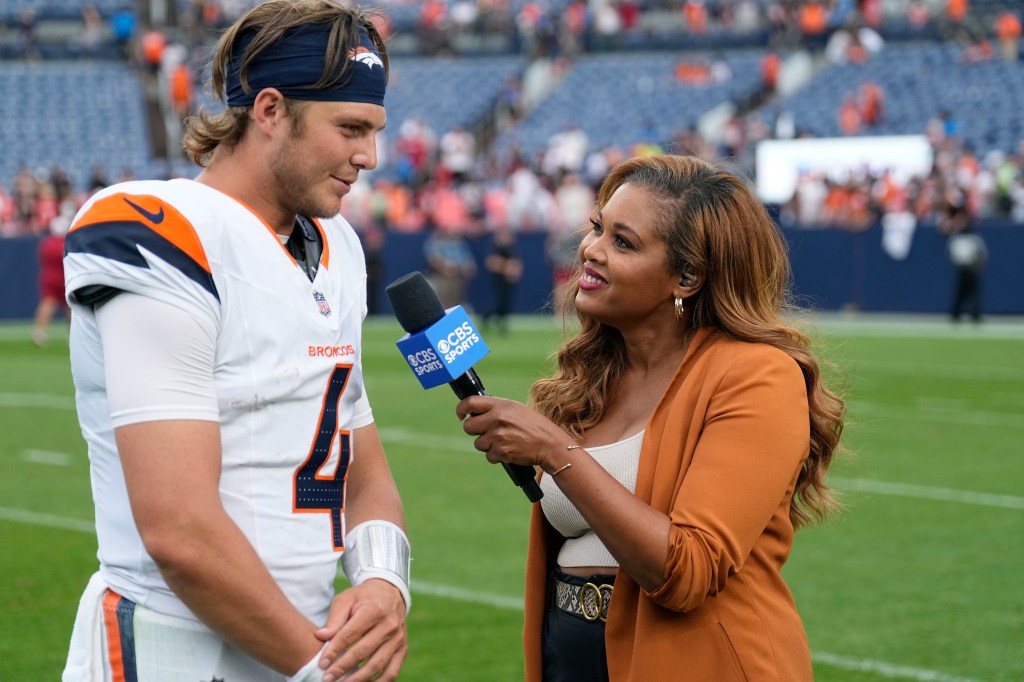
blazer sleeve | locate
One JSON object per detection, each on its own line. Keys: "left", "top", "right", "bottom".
{"left": 646, "top": 345, "right": 810, "bottom": 612}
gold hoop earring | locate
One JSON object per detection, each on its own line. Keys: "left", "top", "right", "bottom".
{"left": 674, "top": 297, "right": 685, "bottom": 321}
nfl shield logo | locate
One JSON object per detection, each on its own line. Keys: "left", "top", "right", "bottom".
{"left": 313, "top": 291, "right": 332, "bottom": 317}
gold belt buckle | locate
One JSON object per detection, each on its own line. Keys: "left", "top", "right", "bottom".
{"left": 580, "top": 582, "right": 614, "bottom": 622}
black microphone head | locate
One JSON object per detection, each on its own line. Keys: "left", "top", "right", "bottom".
{"left": 385, "top": 271, "right": 446, "bottom": 333}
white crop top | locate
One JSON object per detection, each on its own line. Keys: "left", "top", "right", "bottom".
{"left": 539, "top": 430, "right": 644, "bottom": 568}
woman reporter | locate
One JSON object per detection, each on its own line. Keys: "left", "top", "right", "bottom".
{"left": 457, "top": 154, "right": 845, "bottom": 681}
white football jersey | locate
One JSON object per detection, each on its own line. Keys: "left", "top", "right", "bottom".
{"left": 64, "top": 179, "right": 373, "bottom": 624}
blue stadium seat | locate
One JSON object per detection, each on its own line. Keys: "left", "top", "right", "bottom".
{"left": 494, "top": 49, "right": 766, "bottom": 160}
{"left": 0, "top": 0, "right": 132, "bottom": 23}
{"left": 767, "top": 42, "right": 1024, "bottom": 152}
{"left": 385, "top": 55, "right": 526, "bottom": 134}
{"left": 0, "top": 61, "right": 152, "bottom": 190}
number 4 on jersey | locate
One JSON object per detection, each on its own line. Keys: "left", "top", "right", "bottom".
{"left": 293, "top": 364, "right": 352, "bottom": 551}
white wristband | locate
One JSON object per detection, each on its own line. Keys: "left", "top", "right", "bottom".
{"left": 341, "top": 520, "right": 412, "bottom": 614}
{"left": 285, "top": 644, "right": 328, "bottom": 682}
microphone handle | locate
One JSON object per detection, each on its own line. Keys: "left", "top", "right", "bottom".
{"left": 449, "top": 370, "right": 544, "bottom": 502}
{"left": 449, "top": 370, "right": 487, "bottom": 401}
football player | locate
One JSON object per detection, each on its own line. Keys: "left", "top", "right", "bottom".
{"left": 62, "top": 3, "right": 408, "bottom": 681}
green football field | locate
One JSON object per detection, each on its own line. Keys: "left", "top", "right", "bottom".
{"left": 1, "top": 314, "right": 1021, "bottom": 681}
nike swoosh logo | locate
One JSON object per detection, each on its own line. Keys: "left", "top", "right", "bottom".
{"left": 124, "top": 197, "right": 165, "bottom": 224}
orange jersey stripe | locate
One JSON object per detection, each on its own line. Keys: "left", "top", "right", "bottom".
{"left": 102, "top": 591, "right": 127, "bottom": 682}
{"left": 309, "top": 217, "right": 331, "bottom": 270}
{"left": 72, "top": 193, "right": 212, "bottom": 275}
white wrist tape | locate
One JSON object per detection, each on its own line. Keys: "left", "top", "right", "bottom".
{"left": 285, "top": 644, "right": 328, "bottom": 682}
{"left": 342, "top": 520, "right": 412, "bottom": 614}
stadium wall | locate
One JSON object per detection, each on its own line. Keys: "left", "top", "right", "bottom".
{"left": 3, "top": 223, "right": 1023, "bottom": 321}
{"left": 784, "top": 222, "right": 1023, "bottom": 315}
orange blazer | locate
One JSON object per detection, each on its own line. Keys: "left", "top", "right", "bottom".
{"left": 523, "top": 328, "right": 814, "bottom": 681}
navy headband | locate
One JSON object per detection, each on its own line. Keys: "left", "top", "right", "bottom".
{"left": 225, "top": 22, "right": 386, "bottom": 107}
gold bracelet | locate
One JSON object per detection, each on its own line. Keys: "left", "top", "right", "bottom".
{"left": 549, "top": 462, "right": 572, "bottom": 477}
{"left": 547, "top": 443, "right": 580, "bottom": 477}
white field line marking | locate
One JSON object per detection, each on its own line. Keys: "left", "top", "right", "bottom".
{"left": 6, "top": 418, "right": 1019, "bottom": 510}
{"left": 409, "top": 580, "right": 523, "bottom": 610}
{"left": 850, "top": 360, "right": 1024, "bottom": 382}
{"left": 811, "top": 317, "right": 1024, "bottom": 340}
{"left": 0, "top": 326, "right": 69, "bottom": 341}
{"left": 811, "top": 652, "right": 982, "bottom": 682}
{"left": 849, "top": 400, "right": 1024, "bottom": 429}
{"left": 377, "top": 426, "right": 469, "bottom": 452}
{"left": 0, "top": 507, "right": 95, "bottom": 533}
{"left": 991, "top": 391, "right": 1024, "bottom": 407}
{"left": 10, "top": 390, "right": 1023, "bottom": 433}
{"left": 21, "top": 449, "right": 73, "bottom": 466}
{"left": 0, "top": 506, "right": 993, "bottom": 682}
{"left": 0, "top": 392, "right": 75, "bottom": 409}
{"left": 831, "top": 477, "right": 1024, "bottom": 510}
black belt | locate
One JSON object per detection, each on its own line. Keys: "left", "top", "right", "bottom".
{"left": 554, "top": 574, "right": 614, "bottom": 622}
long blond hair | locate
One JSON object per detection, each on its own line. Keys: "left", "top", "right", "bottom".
{"left": 531, "top": 154, "right": 845, "bottom": 528}
{"left": 182, "top": 0, "right": 388, "bottom": 166}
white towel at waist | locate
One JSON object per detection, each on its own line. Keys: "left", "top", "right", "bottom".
{"left": 63, "top": 571, "right": 109, "bottom": 682}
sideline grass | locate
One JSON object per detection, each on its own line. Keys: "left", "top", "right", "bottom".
{"left": 1, "top": 315, "right": 1021, "bottom": 681}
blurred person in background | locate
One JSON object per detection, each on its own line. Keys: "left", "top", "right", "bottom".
{"left": 33, "top": 179, "right": 60, "bottom": 231}
{"left": 361, "top": 224, "right": 386, "bottom": 315}
{"left": 15, "top": 6, "right": 38, "bottom": 59}
{"left": 439, "top": 124, "right": 476, "bottom": 182}
{"left": 111, "top": 6, "right": 137, "bottom": 60}
{"left": 994, "top": 10, "right": 1022, "bottom": 61}
{"left": 548, "top": 172, "right": 595, "bottom": 288}
{"left": 168, "top": 47, "right": 197, "bottom": 121}
{"left": 507, "top": 158, "right": 554, "bottom": 230}
{"left": 31, "top": 211, "right": 71, "bottom": 346}
{"left": 456, "top": 154, "right": 845, "bottom": 681}
{"left": 11, "top": 167, "right": 37, "bottom": 235}
{"left": 423, "top": 220, "right": 476, "bottom": 309}
{"left": 60, "top": 2, "right": 409, "bottom": 681}
{"left": 940, "top": 198, "right": 987, "bottom": 322}
{"left": 79, "top": 4, "right": 106, "bottom": 56}
{"left": 0, "top": 185, "right": 14, "bottom": 236}
{"left": 139, "top": 26, "right": 167, "bottom": 75}
{"left": 483, "top": 225, "right": 523, "bottom": 334}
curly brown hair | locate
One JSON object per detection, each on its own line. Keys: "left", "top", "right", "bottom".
{"left": 182, "top": 0, "right": 389, "bottom": 166}
{"left": 530, "top": 154, "right": 845, "bottom": 528}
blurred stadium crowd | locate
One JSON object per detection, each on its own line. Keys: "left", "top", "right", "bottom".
{"left": 3, "top": 0, "right": 1024, "bottom": 245}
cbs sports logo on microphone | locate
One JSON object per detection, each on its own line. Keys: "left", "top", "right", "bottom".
{"left": 396, "top": 306, "right": 490, "bottom": 389}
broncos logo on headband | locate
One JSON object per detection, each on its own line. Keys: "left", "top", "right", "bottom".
{"left": 225, "top": 24, "right": 387, "bottom": 106}
{"left": 349, "top": 46, "right": 383, "bottom": 70}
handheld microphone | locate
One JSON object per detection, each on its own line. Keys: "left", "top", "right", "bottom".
{"left": 385, "top": 271, "right": 543, "bottom": 502}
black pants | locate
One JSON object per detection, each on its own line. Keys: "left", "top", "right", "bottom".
{"left": 951, "top": 268, "right": 982, "bottom": 321}
{"left": 541, "top": 572, "right": 614, "bottom": 682}
{"left": 485, "top": 275, "right": 515, "bottom": 332}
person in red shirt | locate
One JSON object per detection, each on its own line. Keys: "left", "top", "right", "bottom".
{"left": 859, "top": 80, "right": 884, "bottom": 126}
{"left": 947, "top": 0, "right": 969, "bottom": 25}
{"left": 838, "top": 92, "right": 862, "bottom": 135}
{"left": 139, "top": 28, "right": 166, "bottom": 74}
{"left": 169, "top": 61, "right": 194, "bottom": 120}
{"left": 994, "top": 11, "right": 1022, "bottom": 61}
{"left": 761, "top": 52, "right": 781, "bottom": 91}
{"left": 32, "top": 218, "right": 70, "bottom": 346}
{"left": 799, "top": 1, "right": 828, "bottom": 45}
{"left": 682, "top": 0, "right": 708, "bottom": 34}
